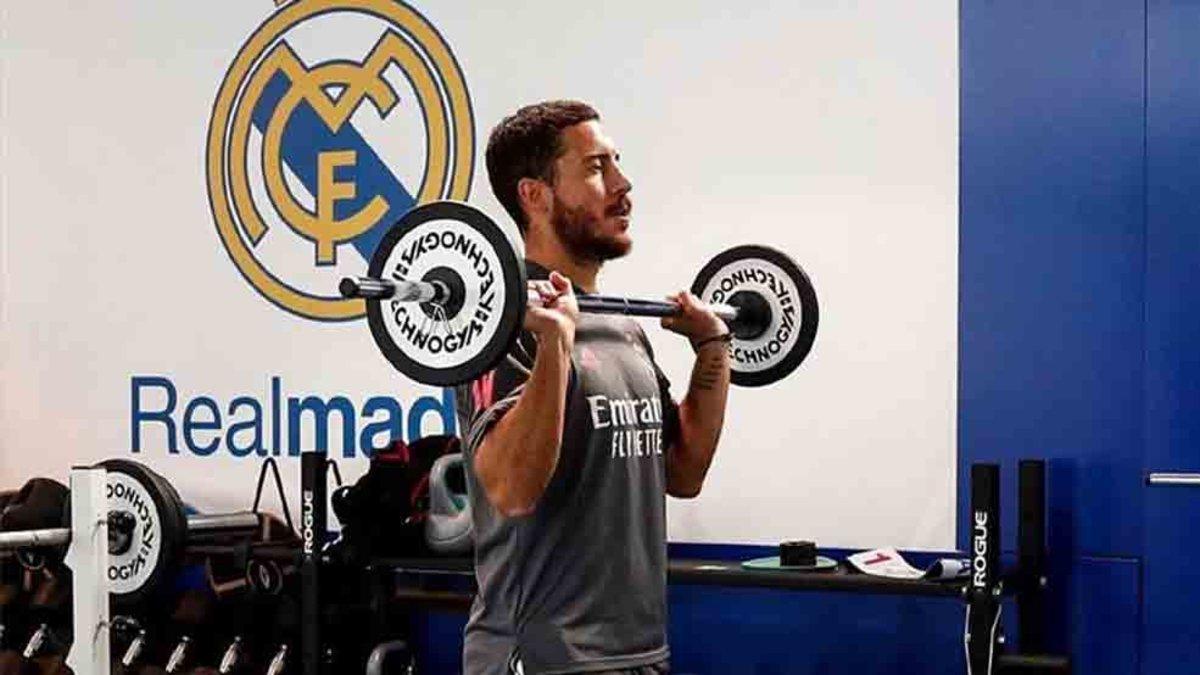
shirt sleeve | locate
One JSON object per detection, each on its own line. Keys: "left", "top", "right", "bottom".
{"left": 453, "top": 329, "right": 540, "bottom": 456}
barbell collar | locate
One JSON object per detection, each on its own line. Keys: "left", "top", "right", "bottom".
{"left": 723, "top": 290, "right": 772, "bottom": 340}
{"left": 339, "top": 277, "right": 443, "bottom": 304}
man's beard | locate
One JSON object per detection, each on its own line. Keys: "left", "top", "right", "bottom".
{"left": 551, "top": 195, "right": 631, "bottom": 263}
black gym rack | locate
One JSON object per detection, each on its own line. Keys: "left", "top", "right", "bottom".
{"left": 299, "top": 453, "right": 1070, "bottom": 674}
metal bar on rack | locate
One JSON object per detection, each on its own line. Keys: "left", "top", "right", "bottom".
{"left": 1017, "top": 460, "right": 1047, "bottom": 653}
{"left": 300, "top": 452, "right": 327, "bottom": 675}
{"left": 967, "top": 463, "right": 1002, "bottom": 675}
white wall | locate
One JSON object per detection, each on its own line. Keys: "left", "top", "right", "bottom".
{"left": 1, "top": 0, "right": 958, "bottom": 550}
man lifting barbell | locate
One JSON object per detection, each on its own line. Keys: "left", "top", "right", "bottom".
{"left": 459, "top": 100, "right": 730, "bottom": 675}
{"left": 342, "top": 99, "right": 819, "bottom": 674}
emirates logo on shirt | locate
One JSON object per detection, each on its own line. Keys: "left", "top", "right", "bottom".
{"left": 585, "top": 394, "right": 666, "bottom": 459}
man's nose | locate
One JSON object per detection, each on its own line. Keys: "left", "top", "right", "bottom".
{"left": 609, "top": 163, "right": 632, "bottom": 196}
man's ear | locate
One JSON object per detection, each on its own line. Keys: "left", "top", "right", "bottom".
{"left": 517, "top": 177, "right": 551, "bottom": 224}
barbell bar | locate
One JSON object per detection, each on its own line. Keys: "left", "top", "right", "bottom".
{"left": 0, "top": 528, "right": 70, "bottom": 549}
{"left": 340, "top": 200, "right": 819, "bottom": 388}
{"left": 340, "top": 277, "right": 745, "bottom": 324}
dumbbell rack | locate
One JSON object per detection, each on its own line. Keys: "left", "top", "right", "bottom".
{"left": 0, "top": 467, "right": 111, "bottom": 675}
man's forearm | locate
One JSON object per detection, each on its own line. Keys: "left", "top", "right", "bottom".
{"left": 668, "top": 343, "right": 730, "bottom": 497}
{"left": 473, "top": 333, "right": 573, "bottom": 517}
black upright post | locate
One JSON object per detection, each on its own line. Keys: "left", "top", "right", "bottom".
{"left": 1017, "top": 460, "right": 1047, "bottom": 653}
{"left": 968, "top": 463, "right": 1002, "bottom": 674}
{"left": 301, "top": 452, "right": 327, "bottom": 675}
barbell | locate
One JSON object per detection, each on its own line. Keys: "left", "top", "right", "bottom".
{"left": 340, "top": 201, "right": 819, "bottom": 387}
{"left": 0, "top": 460, "right": 263, "bottom": 606}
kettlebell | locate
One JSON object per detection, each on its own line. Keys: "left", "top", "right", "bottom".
{"left": 423, "top": 453, "right": 472, "bottom": 555}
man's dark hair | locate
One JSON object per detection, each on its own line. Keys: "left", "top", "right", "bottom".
{"left": 485, "top": 100, "right": 599, "bottom": 234}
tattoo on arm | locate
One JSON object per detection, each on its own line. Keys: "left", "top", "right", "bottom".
{"left": 692, "top": 348, "right": 728, "bottom": 391}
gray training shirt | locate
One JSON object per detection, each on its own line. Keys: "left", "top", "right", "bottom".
{"left": 454, "top": 261, "right": 681, "bottom": 675}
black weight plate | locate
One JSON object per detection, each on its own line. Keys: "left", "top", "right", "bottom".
{"left": 365, "top": 201, "right": 526, "bottom": 386}
{"left": 691, "top": 245, "right": 819, "bottom": 387}
{"left": 95, "top": 460, "right": 187, "bottom": 607}
{"left": 142, "top": 465, "right": 188, "bottom": 601}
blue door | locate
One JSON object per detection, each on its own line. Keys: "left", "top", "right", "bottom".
{"left": 1144, "top": 2, "right": 1200, "bottom": 673}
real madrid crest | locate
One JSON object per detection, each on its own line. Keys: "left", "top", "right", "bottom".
{"left": 206, "top": 0, "right": 475, "bottom": 320}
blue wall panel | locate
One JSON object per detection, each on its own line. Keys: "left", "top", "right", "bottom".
{"left": 1069, "top": 557, "right": 1142, "bottom": 675}
{"left": 1145, "top": 3, "right": 1200, "bottom": 479}
{"left": 666, "top": 586, "right": 962, "bottom": 675}
{"left": 1143, "top": 1, "right": 1200, "bottom": 672}
{"left": 1142, "top": 492, "right": 1200, "bottom": 674}
{"left": 958, "top": 0, "right": 1146, "bottom": 559}
{"left": 417, "top": 611, "right": 469, "bottom": 675}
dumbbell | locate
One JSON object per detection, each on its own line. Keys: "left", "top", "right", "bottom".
{"left": 111, "top": 616, "right": 148, "bottom": 675}
{"left": 13, "top": 570, "right": 72, "bottom": 675}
